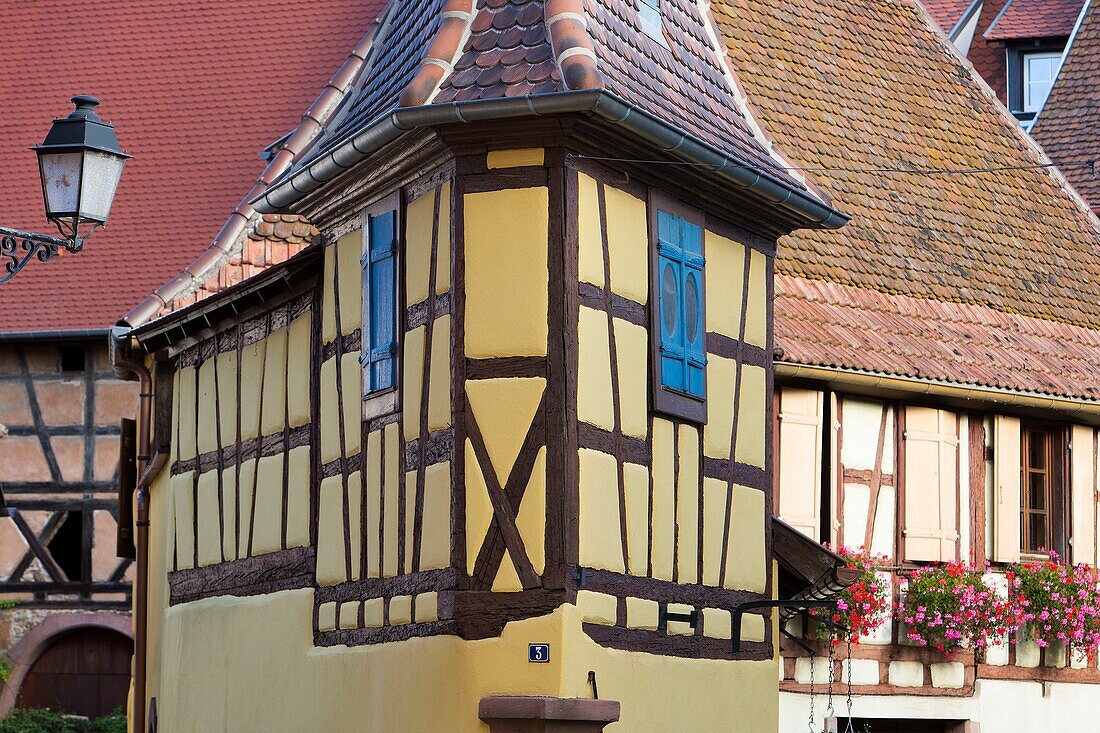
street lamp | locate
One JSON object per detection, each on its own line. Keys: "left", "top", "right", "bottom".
{"left": 0, "top": 95, "right": 130, "bottom": 284}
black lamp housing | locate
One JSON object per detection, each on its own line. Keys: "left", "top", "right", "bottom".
{"left": 31, "top": 95, "right": 131, "bottom": 234}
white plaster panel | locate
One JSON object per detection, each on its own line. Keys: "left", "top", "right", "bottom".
{"left": 929, "top": 661, "right": 964, "bottom": 689}
{"left": 888, "top": 660, "right": 924, "bottom": 687}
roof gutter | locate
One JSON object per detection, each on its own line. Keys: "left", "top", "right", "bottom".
{"left": 776, "top": 362, "right": 1100, "bottom": 417}
{"left": 0, "top": 328, "right": 108, "bottom": 343}
{"left": 252, "top": 89, "right": 850, "bottom": 231}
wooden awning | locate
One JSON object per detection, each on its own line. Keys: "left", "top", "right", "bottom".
{"left": 772, "top": 516, "right": 859, "bottom": 623}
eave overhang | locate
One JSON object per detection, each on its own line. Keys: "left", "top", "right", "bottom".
{"left": 776, "top": 362, "right": 1100, "bottom": 421}
{"left": 128, "top": 245, "right": 322, "bottom": 355}
{"left": 253, "top": 90, "right": 850, "bottom": 234}
{"left": 772, "top": 517, "right": 858, "bottom": 624}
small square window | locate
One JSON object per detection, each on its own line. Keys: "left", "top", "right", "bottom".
{"left": 649, "top": 192, "right": 707, "bottom": 423}
{"left": 59, "top": 344, "right": 86, "bottom": 372}
{"left": 359, "top": 191, "right": 401, "bottom": 410}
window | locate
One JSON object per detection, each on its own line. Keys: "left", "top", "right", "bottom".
{"left": 48, "top": 510, "right": 86, "bottom": 582}
{"left": 360, "top": 192, "right": 400, "bottom": 399}
{"left": 59, "top": 344, "right": 86, "bottom": 372}
{"left": 650, "top": 195, "right": 706, "bottom": 422}
{"left": 638, "top": 0, "right": 666, "bottom": 45}
{"left": 1021, "top": 427, "right": 1053, "bottom": 554}
{"left": 1023, "top": 52, "right": 1061, "bottom": 113}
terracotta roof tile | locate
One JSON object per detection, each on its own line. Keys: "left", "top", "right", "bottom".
{"left": 310, "top": 0, "right": 797, "bottom": 187}
{"left": 920, "top": 0, "right": 977, "bottom": 33}
{"left": 776, "top": 274, "right": 1100, "bottom": 400}
{"left": 714, "top": 0, "right": 1100, "bottom": 338}
{"left": 1031, "top": 6, "right": 1100, "bottom": 208}
{"left": 985, "top": 0, "right": 1084, "bottom": 40}
{"left": 968, "top": 0, "right": 1011, "bottom": 101}
{"left": 0, "top": 0, "right": 380, "bottom": 335}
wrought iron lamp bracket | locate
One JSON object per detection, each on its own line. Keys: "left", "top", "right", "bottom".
{"left": 730, "top": 598, "right": 842, "bottom": 653}
{"left": 0, "top": 225, "right": 91, "bottom": 284}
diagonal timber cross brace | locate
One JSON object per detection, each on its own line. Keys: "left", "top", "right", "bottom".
{"left": 730, "top": 599, "right": 840, "bottom": 653}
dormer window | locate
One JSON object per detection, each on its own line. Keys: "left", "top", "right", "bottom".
{"left": 639, "top": 0, "right": 666, "bottom": 45}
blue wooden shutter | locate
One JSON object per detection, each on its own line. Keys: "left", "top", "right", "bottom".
{"left": 360, "top": 209, "right": 397, "bottom": 392}
{"left": 680, "top": 219, "right": 706, "bottom": 397}
{"left": 657, "top": 210, "right": 686, "bottom": 393}
{"left": 657, "top": 211, "right": 706, "bottom": 398}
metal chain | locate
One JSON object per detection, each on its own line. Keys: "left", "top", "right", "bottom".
{"left": 844, "top": 632, "right": 855, "bottom": 733}
{"left": 807, "top": 650, "right": 816, "bottom": 733}
{"left": 826, "top": 636, "right": 836, "bottom": 720}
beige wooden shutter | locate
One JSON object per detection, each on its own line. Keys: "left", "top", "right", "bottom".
{"left": 777, "top": 388, "right": 824, "bottom": 540}
{"left": 903, "top": 406, "right": 959, "bottom": 562}
{"left": 1071, "top": 425, "right": 1097, "bottom": 566}
{"left": 992, "top": 415, "right": 1022, "bottom": 563}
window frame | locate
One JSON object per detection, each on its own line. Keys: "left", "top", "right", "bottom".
{"left": 637, "top": 0, "right": 668, "bottom": 47}
{"left": 1019, "top": 423, "right": 1068, "bottom": 558}
{"left": 1005, "top": 40, "right": 1066, "bottom": 126}
{"left": 359, "top": 190, "right": 403, "bottom": 419}
{"left": 1022, "top": 51, "right": 1062, "bottom": 113}
{"left": 648, "top": 190, "right": 708, "bottom": 424}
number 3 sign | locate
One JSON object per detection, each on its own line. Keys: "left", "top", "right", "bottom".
{"left": 528, "top": 643, "right": 550, "bottom": 663}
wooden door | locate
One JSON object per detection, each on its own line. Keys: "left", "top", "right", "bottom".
{"left": 17, "top": 628, "right": 132, "bottom": 718}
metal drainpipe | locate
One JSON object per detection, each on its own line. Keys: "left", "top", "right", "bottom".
{"left": 110, "top": 326, "right": 152, "bottom": 733}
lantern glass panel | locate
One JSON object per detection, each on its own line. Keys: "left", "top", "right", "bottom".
{"left": 38, "top": 152, "right": 83, "bottom": 218}
{"left": 78, "top": 151, "right": 126, "bottom": 223}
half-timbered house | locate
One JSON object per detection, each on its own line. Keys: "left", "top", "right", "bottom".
{"left": 112, "top": 1, "right": 854, "bottom": 730}
{"left": 710, "top": 0, "right": 1100, "bottom": 730}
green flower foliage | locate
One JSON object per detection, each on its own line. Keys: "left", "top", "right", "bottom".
{"left": 0, "top": 709, "right": 126, "bottom": 733}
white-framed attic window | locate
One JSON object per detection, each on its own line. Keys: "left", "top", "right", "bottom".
{"left": 1023, "top": 51, "right": 1061, "bottom": 113}
{"left": 639, "top": 0, "right": 668, "bottom": 46}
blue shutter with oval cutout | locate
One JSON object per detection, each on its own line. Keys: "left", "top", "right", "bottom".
{"left": 658, "top": 211, "right": 706, "bottom": 398}
{"left": 360, "top": 209, "right": 397, "bottom": 393}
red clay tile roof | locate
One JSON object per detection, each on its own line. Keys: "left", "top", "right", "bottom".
{"left": 1031, "top": 6, "right": 1100, "bottom": 209}
{"left": 0, "top": 1, "right": 379, "bottom": 335}
{"left": 713, "top": 0, "right": 1100, "bottom": 399}
{"left": 921, "top": 0, "right": 979, "bottom": 33}
{"left": 985, "top": 0, "right": 1084, "bottom": 40}
{"left": 776, "top": 275, "right": 1100, "bottom": 400}
{"left": 298, "top": 0, "right": 797, "bottom": 187}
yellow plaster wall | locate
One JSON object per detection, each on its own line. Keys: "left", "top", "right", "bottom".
{"left": 613, "top": 319, "right": 648, "bottom": 440}
{"left": 676, "top": 425, "right": 700, "bottom": 585}
{"left": 623, "top": 462, "right": 649, "bottom": 576}
{"left": 177, "top": 367, "right": 197, "bottom": 460}
{"left": 196, "top": 359, "right": 217, "bottom": 455}
{"left": 578, "top": 448, "right": 625, "bottom": 573}
{"left": 364, "top": 429, "right": 383, "bottom": 578}
{"left": 571, "top": 179, "right": 774, "bottom": 612}
{"left": 744, "top": 249, "right": 768, "bottom": 348}
{"left": 577, "top": 306, "right": 615, "bottom": 431}
{"left": 705, "top": 231, "right": 746, "bottom": 338}
{"left": 239, "top": 339, "right": 265, "bottom": 442}
{"left": 577, "top": 173, "right": 604, "bottom": 288}
{"left": 650, "top": 419, "right": 676, "bottom": 581}
{"left": 436, "top": 181, "right": 452, "bottom": 295}
{"left": 603, "top": 184, "right": 648, "bottom": 304}
{"left": 150, "top": 591, "right": 777, "bottom": 733}
{"left": 406, "top": 191, "right": 436, "bottom": 307}
{"left": 463, "top": 187, "right": 548, "bottom": 358}
{"left": 287, "top": 312, "right": 312, "bottom": 427}
{"left": 487, "top": 147, "right": 544, "bottom": 169}
{"left": 259, "top": 327, "right": 288, "bottom": 436}
{"left": 735, "top": 365, "right": 767, "bottom": 468}
{"left": 420, "top": 461, "right": 452, "bottom": 570}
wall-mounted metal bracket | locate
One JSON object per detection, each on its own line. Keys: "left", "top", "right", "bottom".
{"left": 730, "top": 599, "right": 839, "bottom": 653}
{"left": 657, "top": 605, "right": 698, "bottom": 632}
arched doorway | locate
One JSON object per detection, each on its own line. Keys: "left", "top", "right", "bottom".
{"left": 15, "top": 627, "right": 131, "bottom": 718}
